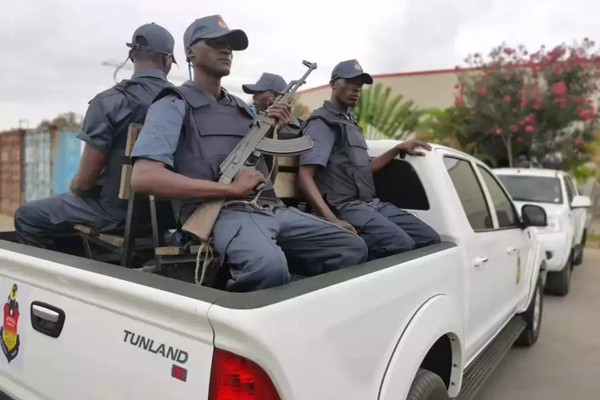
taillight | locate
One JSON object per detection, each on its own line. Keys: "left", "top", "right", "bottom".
{"left": 209, "top": 348, "right": 281, "bottom": 400}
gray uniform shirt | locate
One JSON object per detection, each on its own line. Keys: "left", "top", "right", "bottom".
{"left": 77, "top": 68, "right": 169, "bottom": 154}
{"left": 132, "top": 85, "right": 281, "bottom": 224}
{"left": 77, "top": 68, "right": 170, "bottom": 210}
{"left": 130, "top": 94, "right": 185, "bottom": 168}
{"left": 299, "top": 101, "right": 376, "bottom": 207}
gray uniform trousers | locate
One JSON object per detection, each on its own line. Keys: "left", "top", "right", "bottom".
{"left": 212, "top": 205, "right": 368, "bottom": 292}
{"left": 337, "top": 198, "right": 441, "bottom": 261}
{"left": 14, "top": 192, "right": 125, "bottom": 250}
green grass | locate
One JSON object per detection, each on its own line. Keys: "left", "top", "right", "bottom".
{"left": 587, "top": 234, "right": 600, "bottom": 242}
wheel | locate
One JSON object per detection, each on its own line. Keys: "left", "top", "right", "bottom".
{"left": 406, "top": 369, "right": 450, "bottom": 400}
{"left": 545, "top": 251, "right": 572, "bottom": 296}
{"left": 573, "top": 231, "right": 586, "bottom": 266}
{"left": 516, "top": 275, "right": 544, "bottom": 346}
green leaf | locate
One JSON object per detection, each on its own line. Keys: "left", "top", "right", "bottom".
{"left": 352, "top": 84, "right": 421, "bottom": 140}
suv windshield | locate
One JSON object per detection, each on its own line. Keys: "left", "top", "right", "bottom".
{"left": 496, "top": 175, "right": 563, "bottom": 204}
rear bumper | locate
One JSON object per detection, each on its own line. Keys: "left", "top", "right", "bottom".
{"left": 538, "top": 232, "right": 570, "bottom": 271}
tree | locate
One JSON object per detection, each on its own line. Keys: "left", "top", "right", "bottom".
{"left": 38, "top": 112, "right": 83, "bottom": 132}
{"left": 417, "top": 107, "right": 497, "bottom": 166}
{"left": 582, "top": 132, "right": 600, "bottom": 166}
{"left": 352, "top": 83, "right": 421, "bottom": 140}
{"left": 454, "top": 39, "right": 600, "bottom": 167}
{"left": 417, "top": 107, "right": 469, "bottom": 150}
{"left": 291, "top": 97, "right": 311, "bottom": 120}
{"left": 574, "top": 132, "right": 600, "bottom": 181}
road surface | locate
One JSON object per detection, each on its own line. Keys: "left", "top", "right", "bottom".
{"left": 480, "top": 248, "right": 600, "bottom": 400}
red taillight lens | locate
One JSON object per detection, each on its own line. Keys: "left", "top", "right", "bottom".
{"left": 209, "top": 348, "right": 281, "bottom": 400}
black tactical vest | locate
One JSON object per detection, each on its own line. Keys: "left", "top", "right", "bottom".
{"left": 155, "top": 81, "right": 280, "bottom": 224}
{"left": 278, "top": 117, "right": 304, "bottom": 140}
{"left": 306, "top": 102, "right": 376, "bottom": 207}
{"left": 99, "top": 76, "right": 171, "bottom": 210}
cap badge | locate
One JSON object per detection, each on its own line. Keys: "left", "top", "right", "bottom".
{"left": 353, "top": 60, "right": 362, "bottom": 71}
{"left": 216, "top": 15, "right": 228, "bottom": 28}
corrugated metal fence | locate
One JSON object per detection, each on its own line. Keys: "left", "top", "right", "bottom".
{"left": 24, "top": 128, "right": 52, "bottom": 202}
{"left": 0, "top": 130, "right": 24, "bottom": 216}
{"left": 0, "top": 128, "right": 81, "bottom": 217}
{"left": 53, "top": 132, "right": 81, "bottom": 195}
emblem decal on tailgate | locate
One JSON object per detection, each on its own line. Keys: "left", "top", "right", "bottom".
{"left": 123, "top": 330, "right": 189, "bottom": 364}
{"left": 1, "top": 284, "right": 21, "bottom": 363}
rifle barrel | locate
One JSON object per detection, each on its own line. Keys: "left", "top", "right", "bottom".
{"left": 275, "top": 60, "right": 317, "bottom": 103}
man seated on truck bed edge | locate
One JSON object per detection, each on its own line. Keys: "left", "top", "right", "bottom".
{"left": 242, "top": 72, "right": 304, "bottom": 183}
{"left": 242, "top": 72, "right": 304, "bottom": 139}
{"left": 298, "top": 60, "right": 441, "bottom": 261}
{"left": 129, "top": 15, "right": 368, "bottom": 292}
{"left": 14, "top": 23, "right": 176, "bottom": 251}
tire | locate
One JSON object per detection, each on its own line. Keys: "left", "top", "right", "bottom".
{"left": 516, "top": 275, "right": 544, "bottom": 346}
{"left": 545, "top": 251, "right": 572, "bottom": 296}
{"left": 573, "top": 231, "right": 586, "bottom": 266}
{"left": 406, "top": 369, "right": 450, "bottom": 400}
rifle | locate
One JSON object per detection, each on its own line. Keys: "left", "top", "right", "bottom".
{"left": 182, "top": 60, "right": 318, "bottom": 242}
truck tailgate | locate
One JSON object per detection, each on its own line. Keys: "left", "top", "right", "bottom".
{"left": 0, "top": 241, "right": 218, "bottom": 400}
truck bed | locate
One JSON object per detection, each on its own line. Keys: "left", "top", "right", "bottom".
{"left": 0, "top": 238, "right": 459, "bottom": 400}
{"left": 0, "top": 238, "right": 455, "bottom": 305}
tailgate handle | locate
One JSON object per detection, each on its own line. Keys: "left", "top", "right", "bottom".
{"left": 30, "top": 302, "right": 66, "bottom": 338}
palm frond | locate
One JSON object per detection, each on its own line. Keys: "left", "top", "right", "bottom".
{"left": 352, "top": 84, "right": 421, "bottom": 140}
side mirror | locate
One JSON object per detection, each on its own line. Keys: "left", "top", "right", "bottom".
{"left": 521, "top": 204, "right": 547, "bottom": 227}
{"left": 571, "top": 195, "right": 591, "bottom": 209}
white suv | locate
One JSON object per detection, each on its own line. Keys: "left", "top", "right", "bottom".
{"left": 495, "top": 168, "right": 591, "bottom": 296}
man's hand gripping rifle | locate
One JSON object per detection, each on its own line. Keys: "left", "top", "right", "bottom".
{"left": 181, "top": 60, "right": 318, "bottom": 243}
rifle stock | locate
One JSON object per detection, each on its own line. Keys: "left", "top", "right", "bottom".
{"left": 182, "top": 175, "right": 232, "bottom": 242}
{"left": 181, "top": 198, "right": 226, "bottom": 242}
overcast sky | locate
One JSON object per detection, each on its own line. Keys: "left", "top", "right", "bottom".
{"left": 1, "top": 0, "right": 599, "bottom": 130}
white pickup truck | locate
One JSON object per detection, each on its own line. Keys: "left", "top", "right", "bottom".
{"left": 494, "top": 168, "right": 591, "bottom": 296}
{"left": 0, "top": 142, "right": 548, "bottom": 400}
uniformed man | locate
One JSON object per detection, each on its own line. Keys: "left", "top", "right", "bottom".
{"left": 242, "top": 72, "right": 304, "bottom": 184}
{"left": 242, "top": 73, "right": 303, "bottom": 139}
{"left": 298, "top": 59, "right": 441, "bottom": 261}
{"left": 14, "top": 23, "right": 176, "bottom": 250}
{"left": 130, "top": 15, "right": 367, "bottom": 292}
{"left": 516, "top": 154, "right": 532, "bottom": 168}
